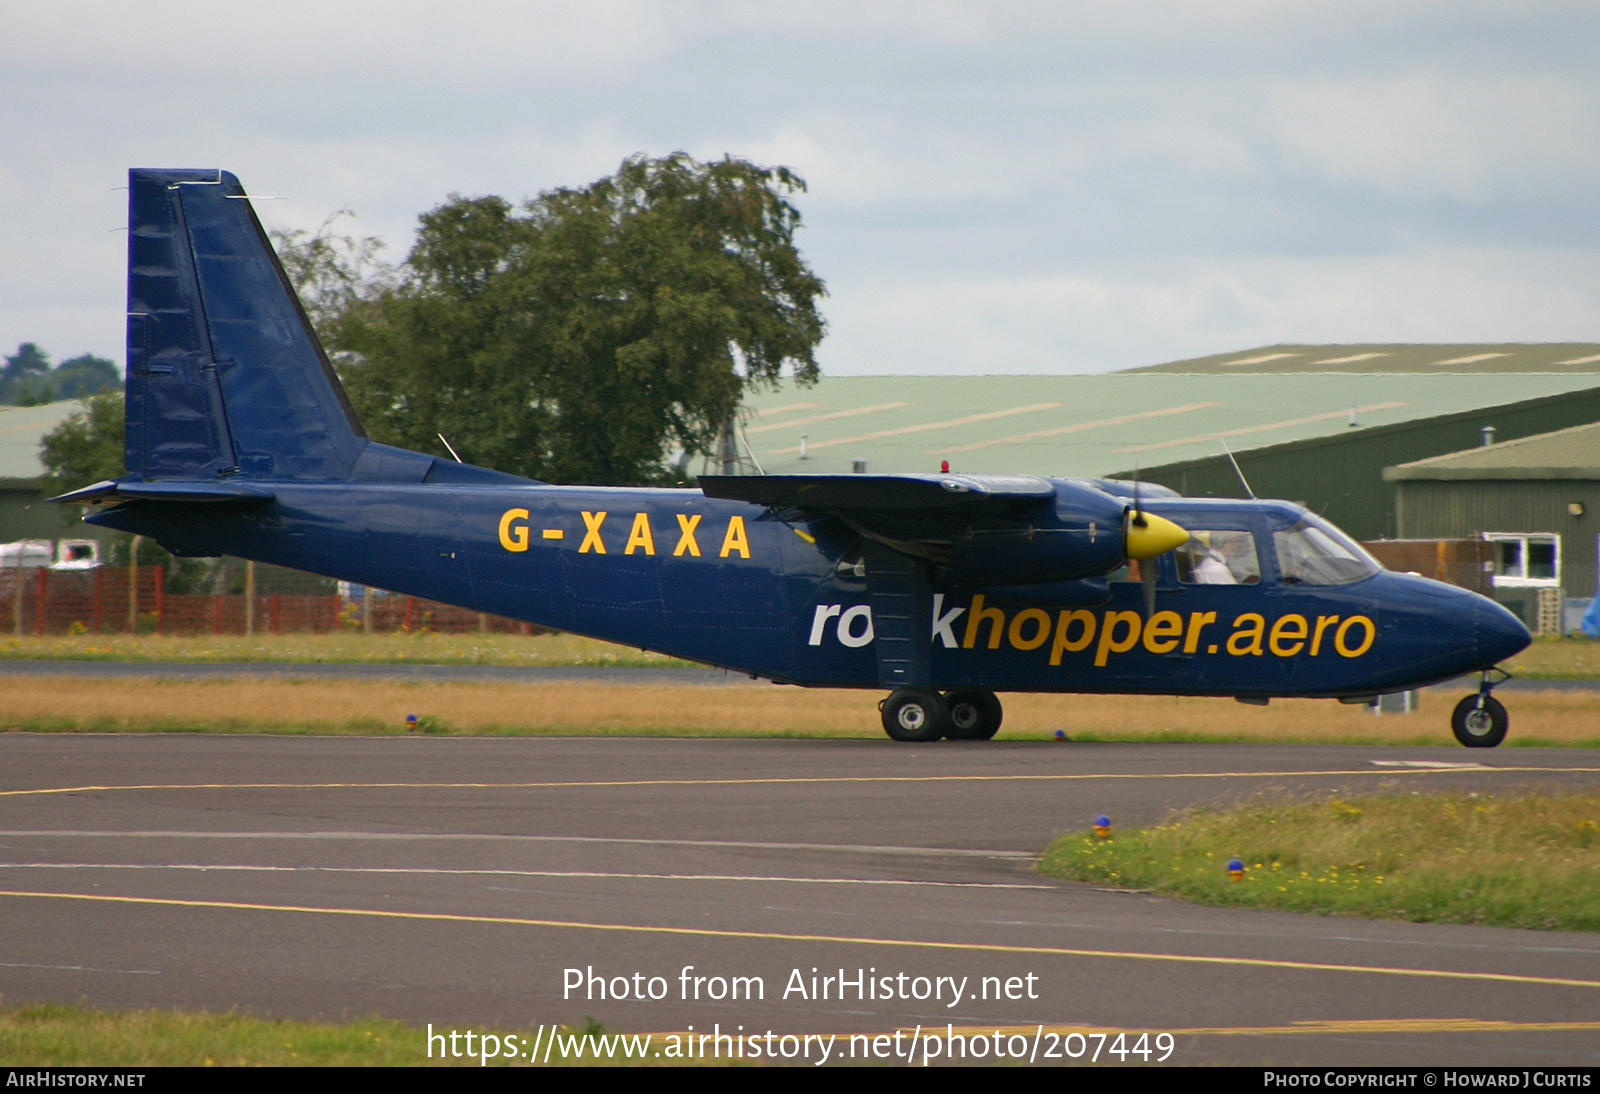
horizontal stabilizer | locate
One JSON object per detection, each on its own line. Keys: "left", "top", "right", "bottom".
{"left": 50, "top": 478, "right": 275, "bottom": 505}
{"left": 699, "top": 473, "right": 1054, "bottom": 512}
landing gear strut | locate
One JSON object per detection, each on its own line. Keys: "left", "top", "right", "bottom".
{"left": 1452, "top": 668, "right": 1510, "bottom": 748}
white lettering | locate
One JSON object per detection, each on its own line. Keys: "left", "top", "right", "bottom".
{"left": 808, "top": 604, "right": 842, "bottom": 645}
{"left": 931, "top": 593, "right": 966, "bottom": 648}
{"left": 837, "top": 605, "right": 874, "bottom": 647}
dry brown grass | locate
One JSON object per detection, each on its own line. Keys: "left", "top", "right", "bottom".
{"left": 0, "top": 631, "right": 687, "bottom": 667}
{"left": 0, "top": 675, "right": 1595, "bottom": 745}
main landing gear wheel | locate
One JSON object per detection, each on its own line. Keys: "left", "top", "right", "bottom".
{"left": 1452, "top": 693, "right": 1508, "bottom": 748}
{"left": 881, "top": 687, "right": 950, "bottom": 742}
{"left": 944, "top": 689, "right": 1003, "bottom": 740}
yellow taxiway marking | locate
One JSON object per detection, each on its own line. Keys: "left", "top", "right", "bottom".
{"left": 0, "top": 863, "right": 1054, "bottom": 890}
{"left": 3, "top": 766, "right": 1596, "bottom": 798}
{"left": 2, "top": 888, "right": 1598, "bottom": 991}
{"left": 646, "top": 1018, "right": 1600, "bottom": 1040}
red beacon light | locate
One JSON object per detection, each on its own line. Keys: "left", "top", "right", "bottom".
{"left": 940, "top": 460, "right": 950, "bottom": 473}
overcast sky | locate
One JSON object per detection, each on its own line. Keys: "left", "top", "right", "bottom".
{"left": 3, "top": 1, "right": 1598, "bottom": 376}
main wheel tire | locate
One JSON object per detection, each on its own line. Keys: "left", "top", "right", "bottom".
{"left": 881, "top": 688, "right": 950, "bottom": 742}
{"left": 1452, "top": 694, "right": 1508, "bottom": 748}
{"left": 944, "top": 689, "right": 1003, "bottom": 740}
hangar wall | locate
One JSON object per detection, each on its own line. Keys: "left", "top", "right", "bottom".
{"left": 1127, "top": 385, "right": 1600, "bottom": 542}
{"left": 1391, "top": 478, "right": 1600, "bottom": 622}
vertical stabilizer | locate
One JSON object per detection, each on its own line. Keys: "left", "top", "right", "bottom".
{"left": 126, "top": 169, "right": 367, "bottom": 482}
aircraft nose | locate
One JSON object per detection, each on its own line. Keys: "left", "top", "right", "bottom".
{"left": 1475, "top": 596, "right": 1532, "bottom": 665}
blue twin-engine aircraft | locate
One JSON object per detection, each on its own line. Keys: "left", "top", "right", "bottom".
{"left": 58, "top": 169, "right": 1532, "bottom": 746}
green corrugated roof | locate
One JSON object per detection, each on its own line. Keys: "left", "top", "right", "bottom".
{"left": 0, "top": 400, "right": 82, "bottom": 483}
{"left": 1384, "top": 421, "right": 1600, "bottom": 481}
{"left": 1119, "top": 343, "right": 1600, "bottom": 374}
{"left": 735, "top": 374, "right": 1600, "bottom": 478}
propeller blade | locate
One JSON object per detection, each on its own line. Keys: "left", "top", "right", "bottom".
{"left": 1141, "top": 560, "right": 1158, "bottom": 617}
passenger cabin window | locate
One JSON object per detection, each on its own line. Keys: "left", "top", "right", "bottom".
{"left": 1273, "top": 520, "right": 1382, "bottom": 585}
{"left": 1174, "top": 531, "right": 1260, "bottom": 585}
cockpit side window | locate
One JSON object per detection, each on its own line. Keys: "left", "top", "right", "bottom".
{"left": 1273, "top": 519, "right": 1382, "bottom": 585}
{"left": 1174, "top": 530, "right": 1260, "bottom": 585}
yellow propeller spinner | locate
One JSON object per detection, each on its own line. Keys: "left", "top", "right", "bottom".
{"left": 1124, "top": 509, "right": 1190, "bottom": 559}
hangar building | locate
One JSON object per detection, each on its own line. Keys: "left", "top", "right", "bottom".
{"left": 1385, "top": 421, "right": 1600, "bottom": 630}
{"left": 736, "top": 343, "right": 1600, "bottom": 547}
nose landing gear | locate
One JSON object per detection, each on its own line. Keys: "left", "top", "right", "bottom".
{"left": 1452, "top": 668, "right": 1511, "bottom": 748}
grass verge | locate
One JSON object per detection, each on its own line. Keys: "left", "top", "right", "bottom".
{"left": 0, "top": 632, "right": 692, "bottom": 668}
{"left": 2, "top": 678, "right": 1599, "bottom": 745}
{"left": 1038, "top": 791, "right": 1600, "bottom": 930}
{"left": 0, "top": 1003, "right": 695, "bottom": 1066}
{"left": 1502, "top": 635, "right": 1600, "bottom": 680}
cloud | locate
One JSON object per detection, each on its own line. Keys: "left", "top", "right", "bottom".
{"left": 1269, "top": 76, "right": 1600, "bottom": 202}
{"left": 3, "top": 2, "right": 1599, "bottom": 371}
{"left": 825, "top": 246, "right": 1600, "bottom": 374}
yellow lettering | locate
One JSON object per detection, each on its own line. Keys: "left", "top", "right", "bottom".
{"left": 579, "top": 511, "right": 607, "bottom": 554}
{"left": 1227, "top": 613, "right": 1266, "bottom": 656}
{"left": 1311, "top": 615, "right": 1340, "bottom": 656}
{"left": 1142, "top": 610, "right": 1184, "bottom": 654}
{"left": 719, "top": 515, "right": 750, "bottom": 559}
{"left": 1049, "top": 610, "right": 1097, "bottom": 665}
{"left": 1095, "top": 610, "right": 1142, "bottom": 667}
{"left": 543, "top": 529, "right": 564, "bottom": 540}
{"left": 1183, "top": 611, "right": 1217, "bottom": 654}
{"left": 498, "top": 508, "right": 529, "bottom": 552}
{"left": 1334, "top": 615, "right": 1376, "bottom": 658}
{"left": 1008, "top": 608, "right": 1051, "bottom": 651}
{"left": 625, "top": 512, "right": 655, "bottom": 555}
{"left": 674, "top": 514, "right": 702, "bottom": 556}
{"left": 1269, "top": 614, "right": 1309, "bottom": 657}
{"left": 962, "top": 594, "right": 1007, "bottom": 649}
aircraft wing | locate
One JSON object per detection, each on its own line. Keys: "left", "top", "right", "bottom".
{"left": 698, "top": 473, "right": 1055, "bottom": 513}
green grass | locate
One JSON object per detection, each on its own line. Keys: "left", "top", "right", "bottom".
{"left": 1504, "top": 635, "right": 1600, "bottom": 679}
{"left": 1038, "top": 791, "right": 1600, "bottom": 931}
{"left": 0, "top": 1003, "right": 702, "bottom": 1066}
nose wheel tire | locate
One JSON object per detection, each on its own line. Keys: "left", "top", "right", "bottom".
{"left": 1452, "top": 694, "right": 1508, "bottom": 748}
{"left": 881, "top": 688, "right": 951, "bottom": 742}
{"left": 944, "top": 689, "right": 1003, "bottom": 740}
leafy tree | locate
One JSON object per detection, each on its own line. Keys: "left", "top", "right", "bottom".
{"left": 269, "top": 209, "right": 391, "bottom": 338}
{"left": 334, "top": 153, "right": 826, "bottom": 484}
{"left": 1, "top": 342, "right": 52, "bottom": 404}
{"left": 1, "top": 345, "right": 119, "bottom": 404}
{"left": 47, "top": 354, "right": 120, "bottom": 400}
{"left": 38, "top": 391, "right": 125, "bottom": 493}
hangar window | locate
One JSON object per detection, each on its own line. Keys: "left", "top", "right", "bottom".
{"left": 1483, "top": 533, "right": 1560, "bottom": 588}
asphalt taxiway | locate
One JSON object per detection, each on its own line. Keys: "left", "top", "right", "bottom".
{"left": 1, "top": 734, "right": 1597, "bottom": 1066}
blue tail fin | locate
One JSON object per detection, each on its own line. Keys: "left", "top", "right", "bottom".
{"left": 126, "top": 168, "right": 367, "bottom": 482}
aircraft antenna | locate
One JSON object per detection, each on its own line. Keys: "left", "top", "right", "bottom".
{"left": 738, "top": 425, "right": 766, "bottom": 476}
{"left": 1221, "top": 440, "right": 1255, "bottom": 499}
{"left": 437, "top": 433, "right": 464, "bottom": 463}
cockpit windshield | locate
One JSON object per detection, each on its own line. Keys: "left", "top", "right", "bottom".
{"left": 1273, "top": 517, "right": 1382, "bottom": 585}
